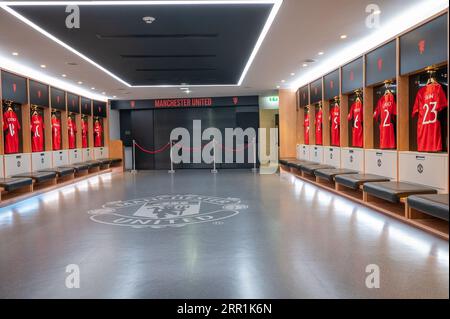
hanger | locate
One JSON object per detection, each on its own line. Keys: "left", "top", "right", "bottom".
{"left": 354, "top": 89, "right": 362, "bottom": 102}
{"left": 333, "top": 96, "right": 340, "bottom": 107}
{"left": 384, "top": 80, "right": 393, "bottom": 95}
{"left": 425, "top": 66, "right": 438, "bottom": 85}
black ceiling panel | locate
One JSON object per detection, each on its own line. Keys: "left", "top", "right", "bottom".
{"left": 11, "top": 4, "right": 273, "bottom": 86}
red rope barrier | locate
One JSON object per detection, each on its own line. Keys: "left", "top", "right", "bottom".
{"left": 134, "top": 141, "right": 171, "bottom": 154}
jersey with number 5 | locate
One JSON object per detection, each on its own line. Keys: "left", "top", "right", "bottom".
{"left": 412, "top": 83, "right": 448, "bottom": 152}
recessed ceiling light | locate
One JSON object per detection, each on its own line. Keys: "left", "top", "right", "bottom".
{"left": 180, "top": 87, "right": 189, "bottom": 90}
{"left": 302, "top": 63, "right": 308, "bottom": 67}
{"left": 61, "top": 74, "right": 67, "bottom": 77}
{"left": 66, "top": 62, "right": 78, "bottom": 66}
{"left": 276, "top": 85, "right": 280, "bottom": 89}
{"left": 142, "top": 16, "right": 156, "bottom": 24}
{"left": 290, "top": 73, "right": 295, "bottom": 76}
{"left": 12, "top": 52, "right": 19, "bottom": 56}
{"left": 78, "top": 81, "right": 83, "bottom": 84}
{"left": 374, "top": 10, "right": 382, "bottom": 15}
{"left": 102, "top": 92, "right": 106, "bottom": 95}
{"left": 318, "top": 51, "right": 324, "bottom": 55}
{"left": 40, "top": 64, "right": 46, "bottom": 68}
{"left": 281, "top": 80, "right": 286, "bottom": 83}
{"left": 91, "top": 87, "right": 95, "bottom": 90}
{"left": 340, "top": 34, "right": 347, "bottom": 39}
{"left": 112, "top": 96, "right": 117, "bottom": 98}
{"left": 185, "top": 90, "right": 191, "bottom": 94}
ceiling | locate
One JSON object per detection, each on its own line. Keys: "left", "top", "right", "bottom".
{"left": 10, "top": 3, "right": 273, "bottom": 86}
{"left": 0, "top": 0, "right": 445, "bottom": 100}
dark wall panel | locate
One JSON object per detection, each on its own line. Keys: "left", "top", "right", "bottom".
{"left": 29, "top": 80, "right": 49, "bottom": 107}
{"left": 51, "top": 87, "right": 66, "bottom": 110}
{"left": 342, "top": 57, "right": 363, "bottom": 94}
{"left": 131, "top": 109, "right": 155, "bottom": 170}
{"left": 310, "top": 78, "right": 323, "bottom": 104}
{"left": 324, "top": 69, "right": 340, "bottom": 100}
{"left": 1, "top": 71, "right": 27, "bottom": 103}
{"left": 366, "top": 40, "right": 396, "bottom": 86}
{"left": 298, "top": 85, "right": 309, "bottom": 107}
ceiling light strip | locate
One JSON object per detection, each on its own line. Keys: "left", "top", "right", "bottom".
{"left": 290, "top": 0, "right": 448, "bottom": 90}
{"left": 2, "top": 1, "right": 279, "bottom": 5}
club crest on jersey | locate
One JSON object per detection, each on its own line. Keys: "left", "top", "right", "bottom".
{"left": 88, "top": 195, "right": 247, "bottom": 229}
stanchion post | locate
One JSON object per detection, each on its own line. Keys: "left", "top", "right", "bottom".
{"left": 131, "top": 139, "right": 137, "bottom": 174}
{"left": 251, "top": 137, "right": 258, "bottom": 173}
{"left": 168, "top": 140, "right": 175, "bottom": 174}
{"left": 211, "top": 138, "right": 218, "bottom": 174}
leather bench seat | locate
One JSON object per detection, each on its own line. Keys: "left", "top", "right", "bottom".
{"left": 39, "top": 167, "right": 75, "bottom": 177}
{"left": 363, "top": 181, "right": 437, "bottom": 203}
{"left": 0, "top": 177, "right": 33, "bottom": 192}
{"left": 96, "top": 158, "right": 112, "bottom": 165}
{"left": 279, "top": 159, "right": 294, "bottom": 166}
{"left": 289, "top": 160, "right": 314, "bottom": 169}
{"left": 108, "top": 158, "right": 122, "bottom": 164}
{"left": 60, "top": 163, "right": 90, "bottom": 172}
{"left": 12, "top": 171, "right": 57, "bottom": 183}
{"left": 82, "top": 160, "right": 102, "bottom": 168}
{"left": 334, "top": 174, "right": 390, "bottom": 190}
{"left": 314, "top": 168, "right": 358, "bottom": 182}
{"left": 407, "top": 194, "right": 449, "bottom": 221}
{"left": 298, "top": 164, "right": 334, "bottom": 175}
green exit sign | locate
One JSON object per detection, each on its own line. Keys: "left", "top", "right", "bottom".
{"left": 268, "top": 96, "right": 279, "bottom": 102}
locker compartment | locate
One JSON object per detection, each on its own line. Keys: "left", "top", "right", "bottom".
{"left": 0, "top": 156, "right": 4, "bottom": 178}
{"left": 4, "top": 153, "right": 31, "bottom": 177}
{"left": 310, "top": 146, "right": 324, "bottom": 164}
{"left": 365, "top": 149, "right": 397, "bottom": 180}
{"left": 94, "top": 147, "right": 109, "bottom": 159}
{"left": 324, "top": 147, "right": 341, "bottom": 168}
{"left": 399, "top": 151, "right": 449, "bottom": 192}
{"left": 31, "top": 151, "right": 52, "bottom": 171}
{"left": 341, "top": 147, "right": 364, "bottom": 172}
{"left": 69, "top": 149, "right": 82, "bottom": 164}
{"left": 52, "top": 150, "right": 69, "bottom": 167}
{"left": 299, "top": 144, "right": 310, "bottom": 160}
{"left": 83, "top": 148, "right": 93, "bottom": 161}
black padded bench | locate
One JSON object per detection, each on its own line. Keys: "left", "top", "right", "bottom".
{"left": 407, "top": 194, "right": 449, "bottom": 221}
{"left": 108, "top": 158, "right": 122, "bottom": 165}
{"left": 82, "top": 160, "right": 102, "bottom": 169}
{"left": 297, "top": 163, "right": 334, "bottom": 176}
{"left": 12, "top": 171, "right": 57, "bottom": 185}
{"left": 335, "top": 174, "right": 390, "bottom": 191}
{"left": 279, "top": 158, "right": 294, "bottom": 166}
{"left": 314, "top": 168, "right": 358, "bottom": 182}
{"left": 0, "top": 177, "right": 34, "bottom": 200}
{"left": 39, "top": 167, "right": 75, "bottom": 178}
{"left": 60, "top": 163, "right": 90, "bottom": 174}
{"left": 362, "top": 181, "right": 437, "bottom": 204}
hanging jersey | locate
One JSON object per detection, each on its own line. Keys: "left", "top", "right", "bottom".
{"left": 348, "top": 100, "right": 364, "bottom": 147}
{"left": 82, "top": 120, "right": 89, "bottom": 148}
{"left": 52, "top": 117, "right": 62, "bottom": 150}
{"left": 68, "top": 117, "right": 77, "bottom": 149}
{"left": 374, "top": 93, "right": 397, "bottom": 149}
{"left": 304, "top": 114, "right": 310, "bottom": 145}
{"left": 330, "top": 104, "right": 340, "bottom": 146}
{"left": 31, "top": 114, "right": 44, "bottom": 152}
{"left": 94, "top": 121, "right": 103, "bottom": 147}
{"left": 3, "top": 110, "right": 21, "bottom": 154}
{"left": 412, "top": 82, "right": 448, "bottom": 152}
{"left": 315, "top": 108, "right": 323, "bottom": 145}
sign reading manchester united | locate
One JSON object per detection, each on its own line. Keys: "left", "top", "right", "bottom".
{"left": 155, "top": 98, "right": 213, "bottom": 108}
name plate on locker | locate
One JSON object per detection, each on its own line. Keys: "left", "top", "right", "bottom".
{"left": 311, "top": 146, "right": 324, "bottom": 164}
{"left": 83, "top": 148, "right": 93, "bottom": 161}
{"left": 341, "top": 148, "right": 364, "bottom": 172}
{"left": 365, "top": 149, "right": 397, "bottom": 180}
{"left": 324, "top": 147, "right": 341, "bottom": 167}
{"left": 299, "top": 145, "right": 310, "bottom": 160}
{"left": 31, "top": 152, "right": 52, "bottom": 171}
{"left": 69, "top": 149, "right": 82, "bottom": 164}
{"left": 0, "top": 155, "right": 4, "bottom": 178}
{"left": 4, "top": 153, "right": 32, "bottom": 177}
{"left": 399, "top": 152, "right": 449, "bottom": 192}
{"left": 94, "top": 147, "right": 109, "bottom": 159}
{"left": 52, "top": 150, "right": 69, "bottom": 167}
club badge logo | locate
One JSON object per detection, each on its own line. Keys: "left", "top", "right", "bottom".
{"left": 57, "top": 96, "right": 61, "bottom": 103}
{"left": 12, "top": 83, "right": 17, "bottom": 93}
{"left": 377, "top": 159, "right": 382, "bottom": 167}
{"left": 88, "top": 195, "right": 247, "bottom": 229}
{"left": 37, "top": 90, "right": 42, "bottom": 98}
{"left": 314, "top": 87, "right": 318, "bottom": 95}
{"left": 130, "top": 101, "right": 136, "bottom": 108}
{"left": 417, "top": 164, "right": 424, "bottom": 174}
{"left": 377, "top": 58, "right": 383, "bottom": 71}
{"left": 350, "top": 70, "right": 354, "bottom": 81}
{"left": 330, "top": 80, "right": 334, "bottom": 89}
{"left": 418, "top": 39, "right": 426, "bottom": 55}
{"left": 232, "top": 97, "right": 239, "bottom": 105}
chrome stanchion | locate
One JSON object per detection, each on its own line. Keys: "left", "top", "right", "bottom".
{"left": 251, "top": 137, "right": 258, "bottom": 173}
{"left": 131, "top": 139, "right": 137, "bottom": 174}
{"left": 168, "top": 140, "right": 175, "bottom": 174}
{"left": 211, "top": 138, "right": 218, "bottom": 174}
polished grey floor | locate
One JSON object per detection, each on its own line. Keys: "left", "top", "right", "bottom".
{"left": 0, "top": 170, "right": 448, "bottom": 299}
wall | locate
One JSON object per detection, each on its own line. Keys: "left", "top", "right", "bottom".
{"left": 278, "top": 89, "right": 297, "bottom": 158}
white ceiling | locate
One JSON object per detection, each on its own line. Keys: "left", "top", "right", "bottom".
{"left": 0, "top": 0, "right": 446, "bottom": 100}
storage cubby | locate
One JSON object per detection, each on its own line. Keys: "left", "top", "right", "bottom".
{"left": 314, "top": 102, "right": 323, "bottom": 146}
{"left": 67, "top": 113, "right": 78, "bottom": 150}
{"left": 371, "top": 82, "right": 398, "bottom": 150}
{"left": 2, "top": 100, "right": 25, "bottom": 154}
{"left": 50, "top": 110, "right": 63, "bottom": 151}
{"left": 346, "top": 91, "right": 364, "bottom": 149}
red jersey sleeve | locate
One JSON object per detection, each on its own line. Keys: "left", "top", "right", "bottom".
{"left": 347, "top": 104, "right": 354, "bottom": 121}
{"left": 373, "top": 98, "right": 381, "bottom": 121}
{"left": 412, "top": 89, "right": 422, "bottom": 117}
{"left": 437, "top": 84, "right": 448, "bottom": 112}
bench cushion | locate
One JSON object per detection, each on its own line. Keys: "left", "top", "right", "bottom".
{"left": 39, "top": 167, "right": 75, "bottom": 177}
{"left": 12, "top": 171, "right": 57, "bottom": 183}
{"left": 0, "top": 177, "right": 33, "bottom": 192}
{"left": 363, "top": 181, "right": 437, "bottom": 203}
{"left": 60, "top": 164, "right": 90, "bottom": 172}
{"left": 279, "top": 158, "right": 295, "bottom": 166}
{"left": 334, "top": 174, "right": 390, "bottom": 190}
{"left": 407, "top": 194, "right": 449, "bottom": 221}
{"left": 83, "top": 160, "right": 102, "bottom": 168}
{"left": 315, "top": 168, "right": 358, "bottom": 182}
{"left": 289, "top": 160, "right": 315, "bottom": 169}
{"left": 298, "top": 164, "right": 335, "bottom": 175}
{"left": 108, "top": 158, "right": 122, "bottom": 164}
{"left": 97, "top": 158, "right": 112, "bottom": 165}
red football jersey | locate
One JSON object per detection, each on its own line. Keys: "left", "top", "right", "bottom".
{"left": 94, "top": 120, "right": 103, "bottom": 147}
{"left": 347, "top": 100, "right": 364, "bottom": 147}
{"left": 374, "top": 93, "right": 397, "bottom": 149}
{"left": 315, "top": 108, "right": 323, "bottom": 145}
{"left": 52, "top": 116, "right": 61, "bottom": 150}
{"left": 412, "top": 82, "right": 448, "bottom": 152}
{"left": 3, "top": 109, "right": 21, "bottom": 154}
{"left": 330, "top": 104, "right": 340, "bottom": 146}
{"left": 82, "top": 119, "right": 89, "bottom": 148}
{"left": 31, "top": 113, "right": 44, "bottom": 152}
{"left": 68, "top": 117, "right": 77, "bottom": 149}
{"left": 304, "top": 114, "right": 310, "bottom": 145}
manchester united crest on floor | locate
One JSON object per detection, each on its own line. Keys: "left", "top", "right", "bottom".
{"left": 88, "top": 195, "right": 247, "bottom": 229}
